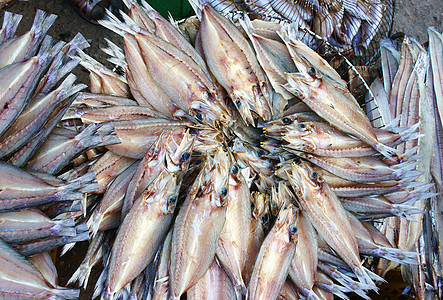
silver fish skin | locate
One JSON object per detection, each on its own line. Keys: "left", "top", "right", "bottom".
{"left": 105, "top": 170, "right": 180, "bottom": 297}
{"left": 89, "top": 150, "right": 136, "bottom": 194}
{"left": 68, "top": 231, "right": 107, "bottom": 289}
{"left": 0, "top": 12, "right": 22, "bottom": 44}
{"left": 297, "top": 153, "right": 419, "bottom": 183}
{"left": 199, "top": 3, "right": 272, "bottom": 124}
{"left": 26, "top": 122, "right": 119, "bottom": 175}
{"left": 0, "top": 57, "right": 40, "bottom": 138}
{"left": 76, "top": 49, "right": 131, "bottom": 98}
{"left": 88, "top": 162, "right": 138, "bottom": 235}
{"left": 67, "top": 105, "right": 158, "bottom": 124}
{"left": 170, "top": 148, "right": 230, "bottom": 299}
{"left": 288, "top": 160, "right": 375, "bottom": 288}
{"left": 133, "top": 29, "right": 232, "bottom": 127}
{"left": 0, "top": 208, "right": 76, "bottom": 244}
{"left": 242, "top": 192, "right": 269, "bottom": 286}
{"left": 29, "top": 252, "right": 58, "bottom": 289}
{"left": 0, "top": 237, "right": 79, "bottom": 299}
{"left": 0, "top": 10, "right": 56, "bottom": 68}
{"left": 288, "top": 211, "right": 319, "bottom": 299}
{"left": 15, "top": 223, "right": 89, "bottom": 257}
{"left": 135, "top": 0, "right": 210, "bottom": 75}
{"left": 340, "top": 195, "right": 423, "bottom": 220}
{"left": 248, "top": 204, "right": 299, "bottom": 300}
{"left": 122, "top": 130, "right": 194, "bottom": 216}
{"left": 71, "top": 92, "right": 137, "bottom": 108}
{"left": 216, "top": 163, "right": 251, "bottom": 293}
{"left": 7, "top": 96, "right": 74, "bottom": 168}
{"left": 0, "top": 163, "right": 98, "bottom": 212}
{"left": 283, "top": 119, "right": 418, "bottom": 157}
{"left": 187, "top": 258, "right": 237, "bottom": 300}
{"left": 35, "top": 33, "right": 89, "bottom": 95}
{"left": 152, "top": 231, "right": 172, "bottom": 300}
{"left": 0, "top": 74, "right": 86, "bottom": 159}
{"left": 105, "top": 118, "right": 193, "bottom": 159}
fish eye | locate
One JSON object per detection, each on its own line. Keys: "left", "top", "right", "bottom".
{"left": 193, "top": 159, "right": 203, "bottom": 166}
{"left": 310, "top": 172, "right": 317, "bottom": 180}
{"left": 298, "top": 123, "right": 306, "bottom": 130}
{"left": 168, "top": 196, "right": 177, "bottom": 205}
{"left": 189, "top": 128, "right": 199, "bottom": 135}
{"left": 289, "top": 225, "right": 298, "bottom": 234}
{"left": 282, "top": 117, "right": 291, "bottom": 125}
{"left": 308, "top": 67, "right": 316, "bottom": 76}
{"left": 262, "top": 214, "right": 269, "bottom": 223}
{"left": 221, "top": 187, "right": 228, "bottom": 198}
{"left": 181, "top": 152, "right": 191, "bottom": 162}
{"left": 235, "top": 100, "right": 242, "bottom": 108}
{"left": 257, "top": 149, "right": 266, "bottom": 157}
{"left": 230, "top": 165, "right": 239, "bottom": 174}
{"left": 195, "top": 113, "right": 203, "bottom": 121}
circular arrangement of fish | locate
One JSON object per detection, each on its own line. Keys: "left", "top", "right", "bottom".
{"left": 0, "top": 1, "right": 441, "bottom": 299}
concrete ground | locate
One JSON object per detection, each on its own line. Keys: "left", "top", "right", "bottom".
{"left": 0, "top": 0, "right": 441, "bottom": 299}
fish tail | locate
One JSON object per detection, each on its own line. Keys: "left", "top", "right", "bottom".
{"left": 27, "top": 10, "right": 58, "bottom": 58}
{"left": 0, "top": 12, "right": 22, "bottom": 43}
{"left": 68, "top": 262, "right": 92, "bottom": 289}
{"left": 374, "top": 142, "right": 399, "bottom": 160}
{"left": 366, "top": 247, "right": 420, "bottom": 265}
{"left": 96, "top": 122, "right": 121, "bottom": 147}
{"left": 353, "top": 265, "right": 377, "bottom": 290}
{"left": 61, "top": 172, "right": 98, "bottom": 201}
{"left": 102, "top": 38, "right": 127, "bottom": 68}
{"left": 61, "top": 224, "right": 89, "bottom": 255}
{"left": 52, "top": 286, "right": 80, "bottom": 299}
{"left": 94, "top": 267, "right": 109, "bottom": 299}
{"left": 52, "top": 218, "right": 77, "bottom": 237}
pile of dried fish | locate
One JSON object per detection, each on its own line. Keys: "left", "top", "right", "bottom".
{"left": 205, "top": 0, "right": 393, "bottom": 55}
{"left": 45, "top": 0, "right": 435, "bottom": 299}
{"left": 364, "top": 27, "right": 442, "bottom": 299}
{"left": 0, "top": 10, "right": 120, "bottom": 298}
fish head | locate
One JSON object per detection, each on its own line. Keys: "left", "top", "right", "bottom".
{"left": 232, "top": 91, "right": 257, "bottom": 126}
{"left": 275, "top": 204, "right": 300, "bottom": 244}
{"left": 288, "top": 158, "right": 324, "bottom": 200}
{"left": 284, "top": 72, "right": 314, "bottom": 101}
{"left": 251, "top": 191, "right": 271, "bottom": 228}
{"left": 140, "top": 170, "right": 179, "bottom": 214}
{"left": 191, "top": 126, "right": 224, "bottom": 154}
{"left": 283, "top": 122, "right": 318, "bottom": 152}
{"left": 211, "top": 147, "right": 231, "bottom": 207}
{"left": 190, "top": 92, "right": 233, "bottom": 128}
{"left": 164, "top": 129, "right": 195, "bottom": 173}
{"left": 233, "top": 139, "right": 274, "bottom": 176}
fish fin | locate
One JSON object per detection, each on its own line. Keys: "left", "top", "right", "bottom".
{"left": 27, "top": 10, "right": 58, "bottom": 58}
{"left": 94, "top": 267, "right": 108, "bottom": 299}
{"left": 374, "top": 142, "right": 399, "bottom": 161}
{"left": 102, "top": 38, "right": 128, "bottom": 69}
{"left": 53, "top": 218, "right": 77, "bottom": 237}
{"left": 52, "top": 287, "right": 80, "bottom": 299}
{"left": 96, "top": 122, "right": 121, "bottom": 147}
{"left": 61, "top": 225, "right": 89, "bottom": 255}
{"left": 353, "top": 266, "right": 377, "bottom": 290}
{"left": 0, "top": 12, "right": 22, "bottom": 42}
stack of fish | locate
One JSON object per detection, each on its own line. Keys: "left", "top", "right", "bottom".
{"left": 0, "top": 10, "right": 120, "bottom": 298}
{"left": 364, "top": 28, "right": 442, "bottom": 299}
{"left": 48, "top": 0, "right": 435, "bottom": 299}
{"left": 205, "top": 0, "right": 392, "bottom": 54}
